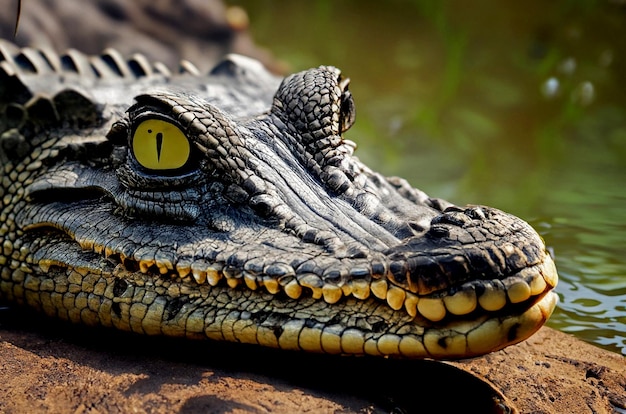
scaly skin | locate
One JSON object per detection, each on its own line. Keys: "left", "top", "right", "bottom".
{"left": 0, "top": 41, "right": 558, "bottom": 359}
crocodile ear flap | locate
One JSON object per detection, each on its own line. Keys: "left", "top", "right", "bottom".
{"left": 271, "top": 66, "right": 356, "bottom": 145}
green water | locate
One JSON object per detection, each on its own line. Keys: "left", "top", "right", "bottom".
{"left": 231, "top": 0, "right": 626, "bottom": 355}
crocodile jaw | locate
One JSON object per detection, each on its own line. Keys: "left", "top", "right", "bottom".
{"left": 17, "top": 235, "right": 557, "bottom": 359}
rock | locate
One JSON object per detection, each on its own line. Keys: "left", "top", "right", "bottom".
{"left": 0, "top": 308, "right": 624, "bottom": 413}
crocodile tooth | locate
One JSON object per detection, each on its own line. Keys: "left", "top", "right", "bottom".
{"left": 263, "top": 277, "right": 280, "bottom": 294}
{"left": 443, "top": 286, "right": 477, "bottom": 315}
{"left": 364, "top": 339, "right": 382, "bottom": 356}
{"left": 310, "top": 287, "right": 323, "bottom": 299}
{"left": 94, "top": 244, "right": 104, "bottom": 254}
{"left": 377, "top": 334, "right": 401, "bottom": 356}
{"left": 404, "top": 292, "right": 419, "bottom": 317}
{"left": 424, "top": 328, "right": 467, "bottom": 357}
{"left": 340, "top": 329, "right": 365, "bottom": 354}
{"left": 350, "top": 279, "right": 370, "bottom": 300}
{"left": 529, "top": 270, "right": 547, "bottom": 295}
{"left": 478, "top": 281, "right": 507, "bottom": 311}
{"left": 298, "top": 324, "right": 323, "bottom": 352}
{"left": 191, "top": 268, "right": 207, "bottom": 284}
{"left": 298, "top": 274, "right": 324, "bottom": 299}
{"left": 386, "top": 285, "right": 406, "bottom": 310}
{"left": 156, "top": 260, "right": 172, "bottom": 275}
{"left": 104, "top": 246, "right": 115, "bottom": 258}
{"left": 341, "top": 283, "right": 352, "bottom": 296}
{"left": 139, "top": 260, "right": 154, "bottom": 273}
{"left": 466, "top": 318, "right": 503, "bottom": 356}
{"left": 322, "top": 284, "right": 343, "bottom": 304}
{"left": 417, "top": 297, "right": 446, "bottom": 322}
{"left": 175, "top": 261, "right": 191, "bottom": 278}
{"left": 370, "top": 279, "right": 388, "bottom": 300}
{"left": 226, "top": 277, "right": 241, "bottom": 288}
{"left": 399, "top": 336, "right": 427, "bottom": 358}
{"left": 320, "top": 327, "right": 342, "bottom": 354}
{"left": 284, "top": 280, "right": 302, "bottom": 299}
{"left": 206, "top": 267, "right": 222, "bottom": 286}
{"left": 540, "top": 257, "right": 558, "bottom": 288}
{"left": 504, "top": 278, "right": 531, "bottom": 303}
{"left": 243, "top": 272, "right": 258, "bottom": 290}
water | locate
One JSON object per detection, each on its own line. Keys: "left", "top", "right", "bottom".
{"left": 231, "top": 0, "right": 626, "bottom": 355}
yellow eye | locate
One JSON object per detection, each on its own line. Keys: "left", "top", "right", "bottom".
{"left": 132, "top": 119, "right": 191, "bottom": 170}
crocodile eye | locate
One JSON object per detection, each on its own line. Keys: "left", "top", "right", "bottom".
{"left": 132, "top": 119, "right": 191, "bottom": 171}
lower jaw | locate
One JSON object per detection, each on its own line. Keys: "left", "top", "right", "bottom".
{"left": 396, "top": 291, "right": 559, "bottom": 359}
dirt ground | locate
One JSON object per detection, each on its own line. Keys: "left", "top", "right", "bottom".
{"left": 0, "top": 307, "right": 624, "bottom": 414}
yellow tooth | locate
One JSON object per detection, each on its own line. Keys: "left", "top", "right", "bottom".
{"left": 417, "top": 297, "right": 446, "bottom": 322}
{"left": 350, "top": 280, "right": 370, "bottom": 300}
{"left": 192, "top": 268, "right": 207, "bottom": 284}
{"left": 206, "top": 267, "right": 222, "bottom": 286}
{"left": 105, "top": 246, "right": 115, "bottom": 258}
{"left": 443, "top": 288, "right": 477, "bottom": 315}
{"left": 139, "top": 260, "right": 153, "bottom": 273}
{"left": 341, "top": 284, "right": 353, "bottom": 296}
{"left": 424, "top": 330, "right": 467, "bottom": 358}
{"left": 507, "top": 280, "right": 531, "bottom": 303}
{"left": 399, "top": 336, "right": 427, "bottom": 358}
{"left": 478, "top": 284, "right": 507, "bottom": 311}
{"left": 320, "top": 327, "right": 342, "bottom": 354}
{"left": 386, "top": 285, "right": 406, "bottom": 310}
{"left": 541, "top": 257, "right": 558, "bottom": 288}
{"left": 340, "top": 328, "right": 365, "bottom": 354}
{"left": 404, "top": 292, "right": 419, "bottom": 317}
{"left": 377, "top": 334, "right": 401, "bottom": 356}
{"left": 299, "top": 274, "right": 323, "bottom": 299}
{"left": 364, "top": 339, "right": 383, "bottom": 356}
{"left": 176, "top": 261, "right": 191, "bottom": 278}
{"left": 244, "top": 272, "right": 258, "bottom": 290}
{"left": 94, "top": 244, "right": 104, "bottom": 254}
{"left": 156, "top": 261, "right": 171, "bottom": 275}
{"left": 323, "top": 284, "right": 343, "bottom": 304}
{"left": 298, "top": 326, "right": 323, "bottom": 352}
{"left": 370, "top": 279, "right": 388, "bottom": 300}
{"left": 284, "top": 280, "right": 302, "bottom": 299}
{"left": 263, "top": 278, "right": 280, "bottom": 294}
{"left": 226, "top": 277, "right": 240, "bottom": 288}
{"left": 529, "top": 271, "right": 547, "bottom": 295}
{"left": 466, "top": 318, "right": 503, "bottom": 355}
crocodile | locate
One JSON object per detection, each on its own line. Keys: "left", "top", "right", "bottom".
{"left": 0, "top": 40, "right": 558, "bottom": 359}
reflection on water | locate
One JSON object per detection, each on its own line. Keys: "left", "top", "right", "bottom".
{"left": 231, "top": 0, "right": 626, "bottom": 355}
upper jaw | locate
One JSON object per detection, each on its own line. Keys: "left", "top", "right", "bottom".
{"left": 21, "top": 169, "right": 558, "bottom": 327}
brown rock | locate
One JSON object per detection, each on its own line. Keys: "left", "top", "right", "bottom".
{"left": 0, "top": 308, "right": 624, "bottom": 413}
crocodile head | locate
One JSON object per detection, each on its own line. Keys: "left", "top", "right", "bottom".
{"left": 0, "top": 42, "right": 558, "bottom": 359}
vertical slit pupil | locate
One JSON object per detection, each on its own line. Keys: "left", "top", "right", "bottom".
{"left": 156, "top": 132, "right": 163, "bottom": 162}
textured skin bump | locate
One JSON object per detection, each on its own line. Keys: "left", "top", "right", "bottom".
{"left": 0, "top": 41, "right": 558, "bottom": 359}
